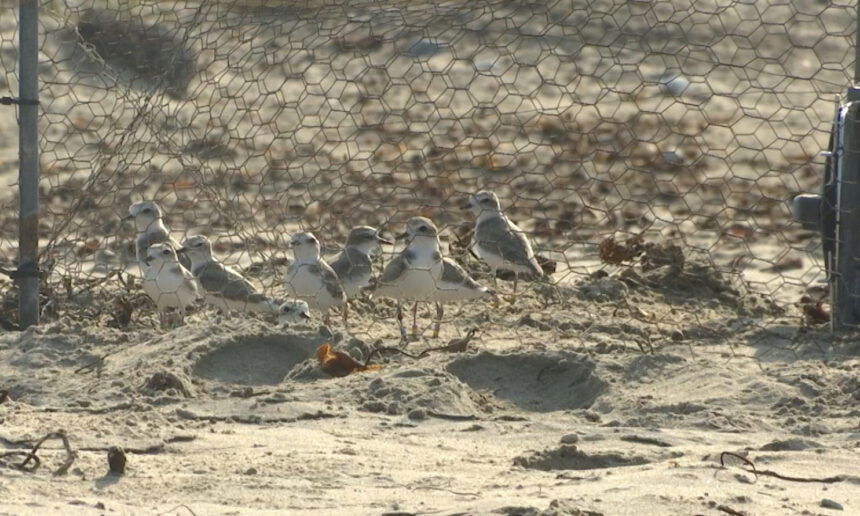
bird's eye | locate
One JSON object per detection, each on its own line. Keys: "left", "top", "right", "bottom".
{"left": 282, "top": 307, "right": 291, "bottom": 313}
{"left": 419, "top": 226, "right": 427, "bottom": 231}
{"left": 142, "top": 208, "right": 152, "bottom": 213}
{"left": 162, "top": 249, "right": 171, "bottom": 255}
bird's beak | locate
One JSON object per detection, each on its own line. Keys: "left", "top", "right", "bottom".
{"left": 376, "top": 234, "right": 394, "bottom": 245}
{"left": 143, "top": 255, "right": 154, "bottom": 265}
{"left": 122, "top": 214, "right": 134, "bottom": 221}
{"left": 395, "top": 231, "right": 409, "bottom": 241}
{"left": 300, "top": 312, "right": 311, "bottom": 320}
{"left": 460, "top": 200, "right": 472, "bottom": 210}
{"left": 176, "top": 247, "right": 188, "bottom": 255}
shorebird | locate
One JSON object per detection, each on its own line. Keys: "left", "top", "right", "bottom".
{"left": 464, "top": 190, "right": 543, "bottom": 292}
{"left": 278, "top": 299, "right": 312, "bottom": 326}
{"left": 141, "top": 243, "right": 199, "bottom": 328}
{"left": 330, "top": 226, "right": 393, "bottom": 327}
{"left": 123, "top": 200, "right": 190, "bottom": 270}
{"left": 373, "top": 217, "right": 492, "bottom": 340}
{"left": 284, "top": 232, "right": 346, "bottom": 326}
{"left": 179, "top": 235, "right": 280, "bottom": 314}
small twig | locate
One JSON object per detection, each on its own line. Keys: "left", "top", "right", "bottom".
{"left": 75, "top": 348, "right": 123, "bottom": 374}
{"left": 0, "top": 451, "right": 41, "bottom": 470}
{"left": 117, "top": 271, "right": 138, "bottom": 292}
{"left": 15, "top": 431, "right": 76, "bottom": 475}
{"left": 417, "top": 329, "right": 478, "bottom": 357}
{"left": 156, "top": 504, "right": 198, "bottom": 516}
{"left": 363, "top": 346, "right": 423, "bottom": 367}
{"left": 410, "top": 485, "right": 480, "bottom": 497}
{"left": 71, "top": 270, "right": 120, "bottom": 298}
{"left": 426, "top": 411, "right": 479, "bottom": 421}
{"left": 719, "top": 451, "right": 847, "bottom": 484}
{"left": 717, "top": 504, "right": 747, "bottom": 516}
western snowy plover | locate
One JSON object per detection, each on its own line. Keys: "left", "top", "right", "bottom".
{"left": 464, "top": 190, "right": 543, "bottom": 292}
{"left": 179, "top": 235, "right": 280, "bottom": 314}
{"left": 285, "top": 232, "right": 346, "bottom": 326}
{"left": 141, "top": 242, "right": 199, "bottom": 328}
{"left": 330, "top": 226, "right": 393, "bottom": 328}
{"left": 373, "top": 217, "right": 491, "bottom": 340}
{"left": 278, "top": 299, "right": 312, "bottom": 326}
{"left": 123, "top": 200, "right": 191, "bottom": 270}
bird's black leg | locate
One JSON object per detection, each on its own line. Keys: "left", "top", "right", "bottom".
{"left": 433, "top": 302, "right": 443, "bottom": 338}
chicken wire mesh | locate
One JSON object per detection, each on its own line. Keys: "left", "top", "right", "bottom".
{"left": 0, "top": 0, "right": 850, "bottom": 343}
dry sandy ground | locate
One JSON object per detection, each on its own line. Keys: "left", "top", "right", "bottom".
{"left": 3, "top": 261, "right": 860, "bottom": 515}
{"left": 1, "top": 0, "right": 860, "bottom": 514}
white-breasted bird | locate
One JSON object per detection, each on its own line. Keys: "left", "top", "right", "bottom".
{"left": 330, "top": 226, "right": 393, "bottom": 328}
{"left": 373, "top": 217, "right": 492, "bottom": 340}
{"left": 179, "top": 235, "right": 280, "bottom": 314}
{"left": 141, "top": 242, "right": 199, "bottom": 328}
{"left": 278, "top": 299, "right": 312, "bottom": 326}
{"left": 284, "top": 232, "right": 346, "bottom": 326}
{"left": 464, "top": 190, "right": 543, "bottom": 291}
{"left": 123, "top": 200, "right": 190, "bottom": 270}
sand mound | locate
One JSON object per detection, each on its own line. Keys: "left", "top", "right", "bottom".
{"left": 0, "top": 320, "right": 138, "bottom": 405}
{"left": 358, "top": 367, "right": 490, "bottom": 417}
{"left": 495, "top": 500, "right": 605, "bottom": 516}
{"left": 513, "top": 444, "right": 650, "bottom": 471}
{"left": 447, "top": 351, "right": 606, "bottom": 412}
{"left": 619, "top": 261, "right": 782, "bottom": 317}
{"left": 624, "top": 353, "right": 687, "bottom": 382}
{"left": 192, "top": 334, "right": 319, "bottom": 386}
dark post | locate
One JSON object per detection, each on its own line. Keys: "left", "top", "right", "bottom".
{"left": 17, "top": 1, "right": 40, "bottom": 328}
{"left": 829, "top": 3, "right": 860, "bottom": 328}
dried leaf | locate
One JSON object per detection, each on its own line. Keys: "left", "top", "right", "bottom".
{"left": 598, "top": 235, "right": 644, "bottom": 265}
{"left": 316, "top": 344, "right": 381, "bottom": 378}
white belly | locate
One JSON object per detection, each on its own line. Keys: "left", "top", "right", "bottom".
{"left": 376, "top": 265, "right": 442, "bottom": 302}
{"left": 285, "top": 266, "right": 340, "bottom": 312}
{"left": 143, "top": 271, "right": 196, "bottom": 312}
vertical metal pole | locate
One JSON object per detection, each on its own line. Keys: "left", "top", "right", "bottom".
{"left": 856, "top": 0, "right": 860, "bottom": 87}
{"left": 833, "top": 104, "right": 860, "bottom": 328}
{"left": 829, "top": 2, "right": 860, "bottom": 328}
{"left": 851, "top": 1, "right": 860, "bottom": 101}
{"left": 17, "top": 1, "right": 40, "bottom": 328}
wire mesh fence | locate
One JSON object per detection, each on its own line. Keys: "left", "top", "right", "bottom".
{"left": 0, "top": 0, "right": 851, "bottom": 343}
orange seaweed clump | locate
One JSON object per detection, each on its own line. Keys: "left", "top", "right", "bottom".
{"left": 316, "top": 344, "right": 381, "bottom": 378}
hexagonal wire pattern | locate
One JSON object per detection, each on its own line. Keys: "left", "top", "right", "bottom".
{"left": 0, "top": 0, "right": 847, "bottom": 341}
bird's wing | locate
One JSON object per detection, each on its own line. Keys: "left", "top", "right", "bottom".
{"left": 440, "top": 258, "right": 481, "bottom": 289}
{"left": 313, "top": 261, "right": 346, "bottom": 300}
{"left": 378, "top": 250, "right": 413, "bottom": 284}
{"left": 135, "top": 233, "right": 151, "bottom": 263}
{"left": 477, "top": 217, "right": 541, "bottom": 274}
{"left": 329, "top": 251, "right": 349, "bottom": 278}
{"left": 171, "top": 264, "right": 199, "bottom": 295}
{"left": 330, "top": 248, "right": 372, "bottom": 279}
{"left": 197, "top": 261, "right": 262, "bottom": 301}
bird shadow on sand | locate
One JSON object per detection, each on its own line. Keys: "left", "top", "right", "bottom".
{"left": 94, "top": 472, "right": 121, "bottom": 490}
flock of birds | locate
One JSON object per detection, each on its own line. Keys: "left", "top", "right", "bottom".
{"left": 125, "top": 190, "right": 547, "bottom": 340}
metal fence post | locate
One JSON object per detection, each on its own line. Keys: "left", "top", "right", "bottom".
{"left": 17, "top": 0, "right": 40, "bottom": 328}
{"left": 829, "top": 2, "right": 860, "bottom": 328}
{"left": 791, "top": 3, "right": 860, "bottom": 329}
